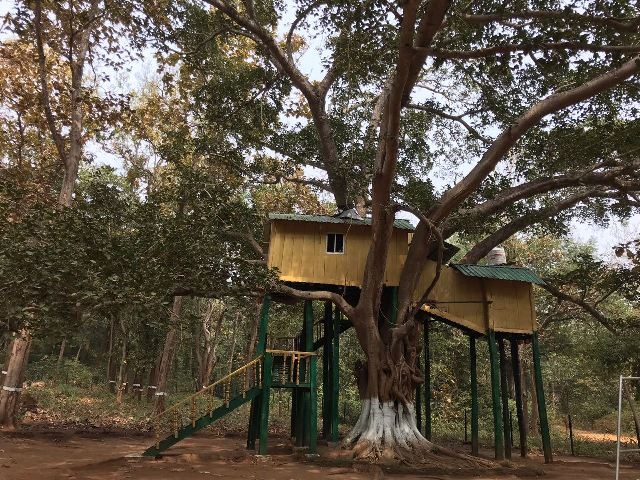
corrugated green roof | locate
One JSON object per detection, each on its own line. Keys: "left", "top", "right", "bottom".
{"left": 450, "top": 264, "right": 545, "bottom": 285}
{"left": 268, "top": 213, "right": 415, "bottom": 231}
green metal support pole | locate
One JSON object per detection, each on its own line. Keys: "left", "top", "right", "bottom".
{"left": 424, "top": 317, "right": 432, "bottom": 440}
{"left": 303, "top": 300, "right": 313, "bottom": 446}
{"left": 511, "top": 339, "right": 527, "bottom": 457}
{"left": 248, "top": 295, "right": 270, "bottom": 450}
{"left": 247, "top": 395, "right": 261, "bottom": 449}
{"left": 256, "top": 295, "right": 271, "bottom": 355}
{"left": 322, "top": 301, "right": 332, "bottom": 439}
{"left": 470, "top": 335, "right": 479, "bottom": 456}
{"left": 309, "top": 355, "right": 318, "bottom": 453}
{"left": 390, "top": 286, "right": 398, "bottom": 324}
{"left": 290, "top": 389, "right": 297, "bottom": 439}
{"left": 487, "top": 330, "right": 505, "bottom": 460}
{"left": 258, "top": 352, "right": 273, "bottom": 455}
{"left": 498, "top": 337, "right": 512, "bottom": 460}
{"left": 532, "top": 332, "right": 553, "bottom": 463}
{"left": 330, "top": 306, "right": 340, "bottom": 442}
{"left": 416, "top": 355, "right": 422, "bottom": 433}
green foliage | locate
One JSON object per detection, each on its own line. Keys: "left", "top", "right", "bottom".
{"left": 28, "top": 358, "right": 94, "bottom": 389}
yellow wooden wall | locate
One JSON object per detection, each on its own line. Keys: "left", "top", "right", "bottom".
{"left": 414, "top": 261, "right": 537, "bottom": 334}
{"left": 267, "top": 220, "right": 409, "bottom": 287}
{"left": 268, "top": 220, "right": 537, "bottom": 334}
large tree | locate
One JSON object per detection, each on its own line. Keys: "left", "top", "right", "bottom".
{"left": 180, "top": 0, "right": 640, "bottom": 463}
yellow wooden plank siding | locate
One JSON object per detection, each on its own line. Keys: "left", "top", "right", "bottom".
{"left": 267, "top": 220, "right": 409, "bottom": 286}
{"left": 413, "top": 261, "right": 537, "bottom": 334}
{"left": 268, "top": 220, "right": 537, "bottom": 334}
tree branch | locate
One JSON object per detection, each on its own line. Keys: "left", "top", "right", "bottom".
{"left": 397, "top": 55, "right": 640, "bottom": 319}
{"left": 276, "top": 284, "right": 355, "bottom": 319}
{"left": 423, "top": 42, "right": 640, "bottom": 59}
{"left": 407, "top": 103, "right": 489, "bottom": 142}
{"left": 428, "top": 55, "right": 640, "bottom": 224}
{"left": 285, "top": 0, "right": 325, "bottom": 63}
{"left": 445, "top": 159, "right": 640, "bottom": 235}
{"left": 225, "top": 230, "right": 266, "bottom": 259}
{"left": 34, "top": 0, "right": 67, "bottom": 167}
{"left": 401, "top": 0, "right": 451, "bottom": 106}
{"left": 460, "top": 188, "right": 606, "bottom": 263}
{"left": 203, "top": 0, "right": 349, "bottom": 208}
{"left": 540, "top": 281, "right": 617, "bottom": 334}
{"left": 459, "top": 10, "right": 640, "bottom": 33}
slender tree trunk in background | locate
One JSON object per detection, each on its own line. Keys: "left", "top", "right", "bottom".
{"left": 154, "top": 296, "right": 183, "bottom": 414}
{"left": 245, "top": 297, "right": 262, "bottom": 363}
{"left": 0, "top": 354, "right": 9, "bottom": 387}
{"left": 227, "top": 314, "right": 239, "bottom": 374}
{"left": 75, "top": 344, "right": 82, "bottom": 362}
{"left": 521, "top": 370, "right": 529, "bottom": 435}
{"left": 106, "top": 317, "right": 116, "bottom": 392}
{"left": 0, "top": 330, "right": 32, "bottom": 429}
{"left": 623, "top": 384, "right": 640, "bottom": 447}
{"left": 132, "top": 370, "right": 143, "bottom": 402}
{"left": 116, "top": 319, "right": 128, "bottom": 404}
{"left": 195, "top": 300, "right": 224, "bottom": 390}
{"left": 528, "top": 365, "right": 539, "bottom": 435}
{"left": 147, "top": 354, "right": 161, "bottom": 403}
{"left": 55, "top": 338, "right": 66, "bottom": 380}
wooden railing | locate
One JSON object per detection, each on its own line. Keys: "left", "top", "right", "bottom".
{"left": 268, "top": 350, "right": 315, "bottom": 386}
{"left": 150, "top": 350, "right": 317, "bottom": 449}
{"left": 151, "top": 356, "right": 263, "bottom": 448}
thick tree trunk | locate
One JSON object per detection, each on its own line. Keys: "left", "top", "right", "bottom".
{"left": 343, "top": 315, "right": 431, "bottom": 462}
{"left": 0, "top": 330, "right": 32, "bottom": 429}
{"left": 154, "top": 296, "right": 183, "bottom": 414}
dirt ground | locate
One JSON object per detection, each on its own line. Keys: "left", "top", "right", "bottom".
{"left": 1, "top": 430, "right": 639, "bottom": 480}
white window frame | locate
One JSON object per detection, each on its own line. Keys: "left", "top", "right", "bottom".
{"left": 326, "top": 232, "right": 345, "bottom": 254}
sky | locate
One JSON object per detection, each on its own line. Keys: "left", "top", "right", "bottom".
{"left": 1, "top": 0, "right": 637, "bottom": 260}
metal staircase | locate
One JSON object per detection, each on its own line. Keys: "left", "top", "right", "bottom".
{"left": 143, "top": 350, "right": 316, "bottom": 457}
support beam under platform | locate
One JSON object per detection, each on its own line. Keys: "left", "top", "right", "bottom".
{"left": 487, "top": 330, "right": 505, "bottom": 460}
{"left": 511, "top": 339, "right": 527, "bottom": 457}
{"left": 470, "top": 335, "right": 479, "bottom": 456}
{"left": 532, "top": 332, "right": 553, "bottom": 463}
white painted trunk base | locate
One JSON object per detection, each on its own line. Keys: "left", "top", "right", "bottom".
{"left": 344, "top": 400, "right": 434, "bottom": 462}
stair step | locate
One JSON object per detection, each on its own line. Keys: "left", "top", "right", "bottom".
{"left": 143, "top": 387, "right": 261, "bottom": 457}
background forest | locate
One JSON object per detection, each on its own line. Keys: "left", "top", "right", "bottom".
{"left": 0, "top": 0, "right": 639, "bottom": 461}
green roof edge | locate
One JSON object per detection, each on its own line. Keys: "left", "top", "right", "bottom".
{"left": 450, "top": 263, "right": 546, "bottom": 285}
{"left": 268, "top": 213, "right": 415, "bottom": 231}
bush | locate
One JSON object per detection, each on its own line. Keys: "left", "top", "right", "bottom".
{"left": 28, "top": 356, "right": 94, "bottom": 388}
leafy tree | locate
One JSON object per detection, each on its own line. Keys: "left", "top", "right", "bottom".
{"left": 185, "top": 0, "right": 640, "bottom": 462}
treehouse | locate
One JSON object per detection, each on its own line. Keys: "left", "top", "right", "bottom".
{"left": 144, "top": 212, "right": 552, "bottom": 464}
{"left": 267, "top": 212, "right": 542, "bottom": 336}
{"left": 265, "top": 212, "right": 552, "bottom": 462}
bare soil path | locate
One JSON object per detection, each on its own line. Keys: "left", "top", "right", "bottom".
{"left": 0, "top": 431, "right": 639, "bottom": 480}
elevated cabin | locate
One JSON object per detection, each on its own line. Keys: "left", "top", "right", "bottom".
{"left": 415, "top": 263, "right": 544, "bottom": 335}
{"left": 267, "top": 213, "right": 414, "bottom": 287}
{"left": 267, "top": 213, "right": 543, "bottom": 335}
